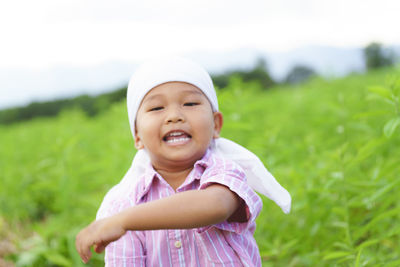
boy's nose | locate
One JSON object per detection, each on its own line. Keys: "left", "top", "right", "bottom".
{"left": 166, "top": 107, "right": 184, "bottom": 123}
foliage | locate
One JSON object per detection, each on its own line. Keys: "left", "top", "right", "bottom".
{"left": 0, "top": 87, "right": 127, "bottom": 125}
{"left": 212, "top": 57, "right": 275, "bottom": 89}
{"left": 363, "top": 42, "right": 395, "bottom": 71}
{"left": 1, "top": 67, "right": 399, "bottom": 266}
{"left": 284, "top": 65, "right": 316, "bottom": 85}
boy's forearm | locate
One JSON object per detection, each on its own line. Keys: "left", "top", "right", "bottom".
{"left": 116, "top": 184, "right": 240, "bottom": 231}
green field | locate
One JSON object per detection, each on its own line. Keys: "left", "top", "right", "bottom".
{"left": 1, "top": 67, "right": 399, "bottom": 266}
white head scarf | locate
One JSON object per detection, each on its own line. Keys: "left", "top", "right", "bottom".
{"left": 97, "top": 57, "right": 291, "bottom": 219}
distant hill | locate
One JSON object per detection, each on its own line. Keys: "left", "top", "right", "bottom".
{"left": 191, "top": 45, "right": 400, "bottom": 80}
{"left": 1, "top": 45, "right": 399, "bottom": 109}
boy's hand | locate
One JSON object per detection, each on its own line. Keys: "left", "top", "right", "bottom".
{"left": 75, "top": 215, "right": 126, "bottom": 263}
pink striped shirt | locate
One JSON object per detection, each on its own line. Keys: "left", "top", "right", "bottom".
{"left": 104, "top": 149, "right": 263, "bottom": 267}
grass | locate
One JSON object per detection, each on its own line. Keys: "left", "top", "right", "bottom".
{"left": 1, "top": 67, "right": 399, "bottom": 266}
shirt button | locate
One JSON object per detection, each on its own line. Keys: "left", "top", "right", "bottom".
{"left": 174, "top": 240, "right": 182, "bottom": 248}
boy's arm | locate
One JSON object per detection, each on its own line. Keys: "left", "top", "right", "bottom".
{"left": 76, "top": 184, "right": 241, "bottom": 263}
{"left": 122, "top": 184, "right": 241, "bottom": 229}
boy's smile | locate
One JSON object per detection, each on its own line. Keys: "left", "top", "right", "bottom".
{"left": 134, "top": 81, "right": 223, "bottom": 173}
{"left": 163, "top": 130, "right": 191, "bottom": 145}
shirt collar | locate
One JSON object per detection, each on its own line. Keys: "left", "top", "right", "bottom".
{"left": 135, "top": 162, "right": 158, "bottom": 203}
{"left": 135, "top": 148, "right": 213, "bottom": 203}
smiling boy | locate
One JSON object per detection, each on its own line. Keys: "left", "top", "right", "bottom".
{"left": 134, "top": 82, "right": 223, "bottom": 190}
{"left": 75, "top": 57, "right": 291, "bottom": 266}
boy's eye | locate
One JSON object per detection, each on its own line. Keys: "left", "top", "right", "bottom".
{"left": 149, "top": 106, "right": 163, "bottom": 111}
{"left": 184, "top": 102, "right": 199, "bottom": 106}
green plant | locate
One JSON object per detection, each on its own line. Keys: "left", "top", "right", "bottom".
{"left": 367, "top": 75, "right": 400, "bottom": 138}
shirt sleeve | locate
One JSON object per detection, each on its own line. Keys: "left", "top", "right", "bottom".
{"left": 197, "top": 161, "right": 263, "bottom": 234}
{"left": 103, "top": 196, "right": 147, "bottom": 266}
{"left": 105, "top": 231, "right": 146, "bottom": 267}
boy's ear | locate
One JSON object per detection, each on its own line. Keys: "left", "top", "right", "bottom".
{"left": 213, "top": 111, "right": 223, "bottom": 138}
{"left": 134, "top": 133, "right": 144, "bottom": 150}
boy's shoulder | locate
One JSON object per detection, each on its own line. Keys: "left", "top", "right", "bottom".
{"left": 199, "top": 149, "right": 246, "bottom": 179}
{"left": 98, "top": 182, "right": 140, "bottom": 218}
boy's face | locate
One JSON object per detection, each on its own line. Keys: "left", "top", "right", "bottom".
{"left": 134, "top": 82, "right": 223, "bottom": 170}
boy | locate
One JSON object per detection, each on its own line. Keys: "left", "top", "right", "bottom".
{"left": 76, "top": 57, "right": 291, "bottom": 266}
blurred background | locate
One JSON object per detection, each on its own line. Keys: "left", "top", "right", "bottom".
{"left": 1, "top": 0, "right": 399, "bottom": 110}
{"left": 1, "top": 0, "right": 399, "bottom": 266}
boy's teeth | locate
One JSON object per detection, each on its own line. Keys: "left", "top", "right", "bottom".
{"left": 164, "top": 131, "right": 191, "bottom": 143}
{"left": 169, "top": 132, "right": 183, "bottom": 137}
{"left": 166, "top": 137, "right": 190, "bottom": 143}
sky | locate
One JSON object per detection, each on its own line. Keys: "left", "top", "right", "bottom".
{"left": 0, "top": 0, "right": 399, "bottom": 108}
